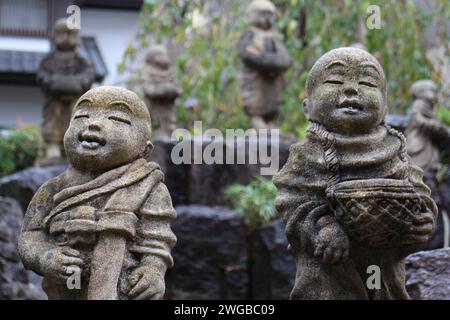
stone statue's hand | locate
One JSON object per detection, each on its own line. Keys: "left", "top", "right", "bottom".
{"left": 125, "top": 266, "right": 165, "bottom": 300}
{"left": 402, "top": 210, "right": 435, "bottom": 245}
{"left": 40, "top": 246, "right": 83, "bottom": 282}
{"left": 313, "top": 225, "right": 350, "bottom": 265}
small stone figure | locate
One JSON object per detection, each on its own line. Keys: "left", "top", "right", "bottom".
{"left": 406, "top": 80, "right": 450, "bottom": 171}
{"left": 143, "top": 45, "right": 182, "bottom": 137}
{"left": 238, "top": 0, "right": 292, "bottom": 129}
{"left": 405, "top": 80, "right": 450, "bottom": 250}
{"left": 273, "top": 47, "right": 437, "bottom": 299}
{"left": 37, "top": 18, "right": 95, "bottom": 161}
{"left": 19, "top": 86, "right": 177, "bottom": 300}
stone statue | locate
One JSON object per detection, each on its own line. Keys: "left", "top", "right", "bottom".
{"left": 238, "top": 0, "right": 292, "bottom": 129}
{"left": 405, "top": 80, "right": 450, "bottom": 250}
{"left": 19, "top": 86, "right": 177, "bottom": 300}
{"left": 273, "top": 47, "right": 438, "bottom": 299}
{"left": 37, "top": 18, "right": 95, "bottom": 161}
{"left": 143, "top": 45, "right": 182, "bottom": 137}
{"left": 406, "top": 80, "right": 450, "bottom": 171}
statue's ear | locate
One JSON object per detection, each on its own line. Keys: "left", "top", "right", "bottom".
{"left": 303, "top": 98, "right": 310, "bottom": 119}
{"left": 143, "top": 140, "right": 154, "bottom": 159}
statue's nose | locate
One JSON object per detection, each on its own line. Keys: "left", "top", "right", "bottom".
{"left": 87, "top": 121, "right": 102, "bottom": 131}
{"left": 343, "top": 84, "right": 358, "bottom": 97}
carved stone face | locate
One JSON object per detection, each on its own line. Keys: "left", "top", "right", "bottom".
{"left": 412, "top": 80, "right": 438, "bottom": 105}
{"left": 53, "top": 20, "right": 80, "bottom": 51}
{"left": 64, "top": 87, "right": 152, "bottom": 174}
{"left": 146, "top": 46, "right": 170, "bottom": 70}
{"left": 305, "top": 47, "right": 387, "bottom": 135}
{"left": 251, "top": 9, "right": 275, "bottom": 30}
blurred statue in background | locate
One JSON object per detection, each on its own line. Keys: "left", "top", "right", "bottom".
{"left": 143, "top": 45, "right": 182, "bottom": 138}
{"left": 406, "top": 80, "right": 450, "bottom": 172}
{"left": 37, "top": 18, "right": 94, "bottom": 161}
{"left": 238, "top": 0, "right": 292, "bottom": 130}
{"left": 406, "top": 79, "right": 450, "bottom": 249}
{"left": 274, "top": 47, "right": 437, "bottom": 299}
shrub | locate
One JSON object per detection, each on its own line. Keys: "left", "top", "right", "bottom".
{"left": 225, "top": 177, "right": 278, "bottom": 229}
{"left": 0, "top": 125, "right": 43, "bottom": 177}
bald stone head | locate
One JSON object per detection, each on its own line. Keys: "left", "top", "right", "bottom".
{"left": 53, "top": 18, "right": 81, "bottom": 51}
{"left": 64, "top": 86, "right": 153, "bottom": 174}
{"left": 146, "top": 45, "right": 171, "bottom": 70}
{"left": 411, "top": 79, "right": 437, "bottom": 104}
{"left": 304, "top": 47, "right": 388, "bottom": 135}
{"left": 247, "top": 0, "right": 276, "bottom": 30}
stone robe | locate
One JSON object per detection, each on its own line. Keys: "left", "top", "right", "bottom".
{"left": 19, "top": 158, "right": 176, "bottom": 299}
{"left": 273, "top": 124, "right": 437, "bottom": 299}
{"left": 238, "top": 27, "right": 292, "bottom": 120}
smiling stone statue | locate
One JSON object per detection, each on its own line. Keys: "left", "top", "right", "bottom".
{"left": 19, "top": 86, "right": 177, "bottom": 300}
{"left": 273, "top": 47, "right": 438, "bottom": 299}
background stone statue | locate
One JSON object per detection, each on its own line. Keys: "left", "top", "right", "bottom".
{"left": 273, "top": 47, "right": 437, "bottom": 299}
{"left": 143, "top": 45, "right": 182, "bottom": 138}
{"left": 406, "top": 80, "right": 450, "bottom": 171}
{"left": 405, "top": 79, "right": 450, "bottom": 250}
{"left": 37, "top": 18, "right": 95, "bottom": 161}
{"left": 19, "top": 86, "right": 176, "bottom": 300}
{"left": 238, "top": 0, "right": 292, "bottom": 129}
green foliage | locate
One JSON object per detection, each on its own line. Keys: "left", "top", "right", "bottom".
{"left": 437, "top": 106, "right": 450, "bottom": 126}
{"left": 0, "top": 125, "right": 43, "bottom": 177}
{"left": 121, "top": 0, "right": 447, "bottom": 138}
{"left": 225, "top": 177, "right": 278, "bottom": 228}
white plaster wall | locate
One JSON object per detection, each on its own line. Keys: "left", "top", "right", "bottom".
{"left": 0, "top": 8, "right": 140, "bottom": 128}
{"left": 0, "top": 35, "right": 50, "bottom": 52}
{"left": 79, "top": 8, "right": 140, "bottom": 84}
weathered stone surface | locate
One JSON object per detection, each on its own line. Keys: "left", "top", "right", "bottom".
{"left": 143, "top": 45, "right": 182, "bottom": 137}
{"left": 19, "top": 87, "right": 176, "bottom": 300}
{"left": 406, "top": 248, "right": 450, "bottom": 300}
{"left": 0, "top": 165, "right": 66, "bottom": 212}
{"left": 38, "top": 18, "right": 94, "bottom": 160}
{"left": 166, "top": 205, "right": 248, "bottom": 299}
{"left": 274, "top": 47, "right": 437, "bottom": 300}
{"left": 249, "top": 219, "right": 295, "bottom": 299}
{"left": 150, "top": 138, "right": 189, "bottom": 205}
{"left": 0, "top": 196, "right": 46, "bottom": 300}
{"left": 238, "top": 0, "right": 292, "bottom": 129}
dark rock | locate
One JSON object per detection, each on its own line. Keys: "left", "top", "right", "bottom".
{"left": 406, "top": 248, "right": 450, "bottom": 300}
{"left": 166, "top": 205, "right": 248, "bottom": 299}
{"left": 0, "top": 196, "right": 46, "bottom": 299}
{"left": 385, "top": 114, "right": 410, "bottom": 133}
{"left": 188, "top": 136, "right": 294, "bottom": 206}
{"left": 150, "top": 138, "right": 189, "bottom": 205}
{"left": 0, "top": 165, "right": 66, "bottom": 212}
{"left": 249, "top": 219, "right": 295, "bottom": 299}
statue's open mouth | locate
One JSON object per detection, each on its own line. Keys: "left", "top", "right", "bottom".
{"left": 78, "top": 132, "right": 106, "bottom": 149}
{"left": 337, "top": 100, "right": 363, "bottom": 114}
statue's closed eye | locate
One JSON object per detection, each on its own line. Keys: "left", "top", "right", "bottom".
{"left": 109, "top": 116, "right": 131, "bottom": 125}
{"left": 359, "top": 81, "right": 377, "bottom": 88}
{"left": 324, "top": 80, "right": 343, "bottom": 85}
{"left": 74, "top": 114, "right": 89, "bottom": 119}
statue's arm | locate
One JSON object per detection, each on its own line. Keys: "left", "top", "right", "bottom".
{"left": 76, "top": 55, "right": 95, "bottom": 91}
{"left": 36, "top": 56, "right": 54, "bottom": 91}
{"left": 143, "top": 81, "right": 182, "bottom": 100}
{"left": 132, "top": 182, "right": 177, "bottom": 275}
{"left": 18, "top": 181, "right": 58, "bottom": 275}
{"left": 399, "top": 159, "right": 438, "bottom": 255}
{"left": 273, "top": 143, "right": 338, "bottom": 251}
{"left": 238, "top": 30, "right": 292, "bottom": 73}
